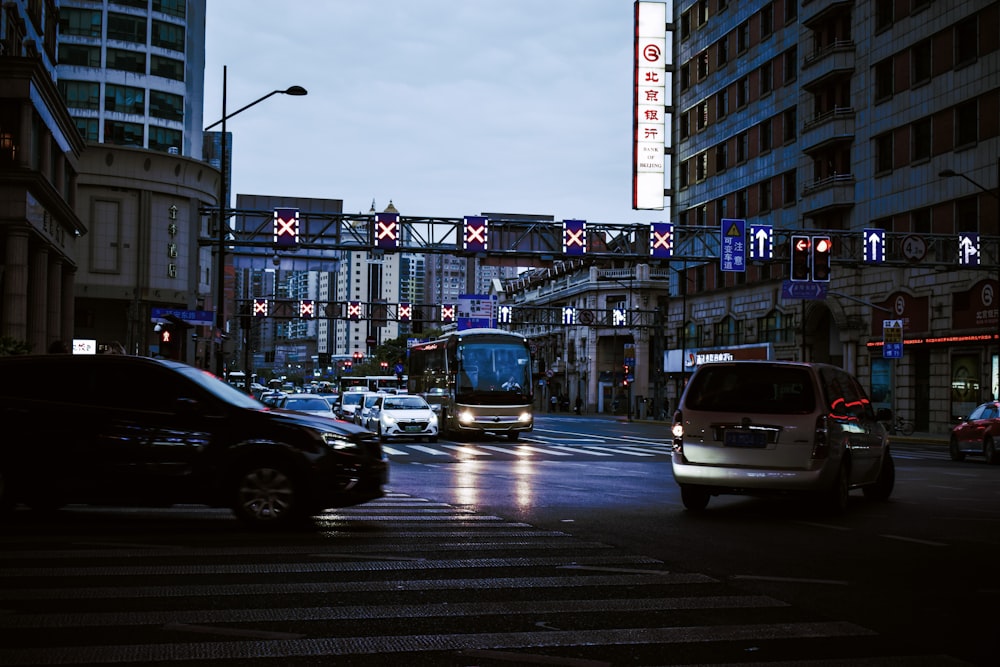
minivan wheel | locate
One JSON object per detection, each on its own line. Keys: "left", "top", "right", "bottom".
{"left": 231, "top": 464, "right": 302, "bottom": 528}
{"left": 949, "top": 437, "right": 966, "bottom": 462}
{"left": 822, "top": 463, "right": 850, "bottom": 514}
{"left": 863, "top": 452, "right": 895, "bottom": 502}
{"left": 680, "top": 485, "right": 710, "bottom": 511}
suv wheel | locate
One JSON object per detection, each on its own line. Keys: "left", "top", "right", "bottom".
{"left": 231, "top": 463, "right": 303, "bottom": 528}
{"left": 949, "top": 436, "right": 966, "bottom": 462}
{"left": 862, "top": 453, "right": 894, "bottom": 501}
{"left": 680, "top": 485, "right": 710, "bottom": 511}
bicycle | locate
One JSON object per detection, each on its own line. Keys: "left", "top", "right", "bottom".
{"left": 885, "top": 415, "right": 914, "bottom": 436}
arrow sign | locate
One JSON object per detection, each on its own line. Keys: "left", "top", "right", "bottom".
{"left": 959, "top": 233, "right": 980, "bottom": 266}
{"left": 864, "top": 228, "right": 885, "bottom": 263}
{"left": 749, "top": 224, "right": 773, "bottom": 260}
{"left": 781, "top": 280, "right": 827, "bottom": 300}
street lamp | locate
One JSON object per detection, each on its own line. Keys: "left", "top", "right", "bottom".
{"left": 205, "top": 66, "right": 307, "bottom": 377}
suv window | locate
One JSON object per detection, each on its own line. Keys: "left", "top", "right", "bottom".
{"left": 684, "top": 364, "right": 816, "bottom": 414}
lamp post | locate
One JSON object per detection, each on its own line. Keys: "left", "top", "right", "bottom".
{"left": 940, "top": 164, "right": 1000, "bottom": 398}
{"left": 205, "top": 66, "right": 307, "bottom": 378}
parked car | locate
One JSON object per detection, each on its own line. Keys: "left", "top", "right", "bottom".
{"left": 0, "top": 355, "right": 388, "bottom": 527}
{"left": 369, "top": 394, "right": 439, "bottom": 442}
{"left": 274, "top": 393, "right": 337, "bottom": 418}
{"left": 671, "top": 361, "right": 894, "bottom": 512}
{"left": 950, "top": 401, "right": 1000, "bottom": 463}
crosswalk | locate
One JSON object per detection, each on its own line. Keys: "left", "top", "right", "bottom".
{"left": 0, "top": 494, "right": 935, "bottom": 665}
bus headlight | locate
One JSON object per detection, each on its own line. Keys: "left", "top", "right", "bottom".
{"left": 518, "top": 412, "right": 532, "bottom": 423}
{"left": 458, "top": 410, "right": 475, "bottom": 425}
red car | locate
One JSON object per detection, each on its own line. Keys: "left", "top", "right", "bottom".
{"left": 950, "top": 401, "right": 1000, "bottom": 464}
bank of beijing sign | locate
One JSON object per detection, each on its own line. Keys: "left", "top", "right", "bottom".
{"left": 633, "top": 1, "right": 671, "bottom": 210}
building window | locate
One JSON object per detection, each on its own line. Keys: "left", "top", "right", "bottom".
{"left": 912, "top": 39, "right": 932, "bottom": 85}
{"left": 59, "top": 8, "right": 102, "bottom": 37}
{"left": 911, "top": 208, "right": 931, "bottom": 234}
{"left": 715, "top": 317, "right": 742, "bottom": 346}
{"left": 955, "top": 16, "right": 978, "bottom": 66}
{"left": 59, "top": 81, "right": 100, "bottom": 110}
{"left": 153, "top": 0, "right": 186, "bottom": 19}
{"left": 107, "top": 12, "right": 147, "bottom": 44}
{"left": 736, "top": 131, "right": 748, "bottom": 163}
{"left": 760, "top": 310, "right": 792, "bottom": 343}
{"left": 680, "top": 11, "right": 690, "bottom": 40}
{"left": 782, "top": 107, "right": 797, "bottom": 142}
{"left": 679, "top": 160, "right": 689, "bottom": 189}
{"left": 680, "top": 112, "right": 690, "bottom": 140}
{"left": 697, "top": 0, "right": 708, "bottom": 25}
{"left": 716, "top": 89, "right": 729, "bottom": 118}
{"left": 783, "top": 47, "right": 797, "bottom": 82}
{"left": 74, "top": 118, "right": 99, "bottom": 142}
{"left": 737, "top": 21, "right": 749, "bottom": 53}
{"left": 104, "top": 120, "right": 143, "bottom": 146}
{"left": 58, "top": 43, "right": 100, "bottom": 67}
{"left": 696, "top": 101, "right": 709, "bottom": 131}
{"left": 149, "top": 90, "right": 183, "bottom": 121}
{"left": 105, "top": 84, "right": 145, "bottom": 115}
{"left": 151, "top": 55, "right": 185, "bottom": 81}
{"left": 716, "top": 197, "right": 727, "bottom": 221}
{"left": 876, "top": 0, "right": 893, "bottom": 32}
{"left": 760, "top": 3, "right": 773, "bottom": 40}
{"left": 717, "top": 37, "right": 728, "bottom": 66}
{"left": 875, "top": 132, "right": 893, "bottom": 174}
{"left": 784, "top": 1, "right": 796, "bottom": 23}
{"left": 759, "top": 118, "right": 772, "bottom": 153}
{"left": 715, "top": 142, "right": 728, "bottom": 172}
{"left": 759, "top": 180, "right": 772, "bottom": 213}
{"left": 736, "top": 189, "right": 748, "bottom": 218}
{"left": 697, "top": 51, "right": 709, "bottom": 80}
{"left": 152, "top": 19, "right": 185, "bottom": 52}
{"left": 737, "top": 76, "right": 749, "bottom": 108}
{"left": 955, "top": 100, "right": 978, "bottom": 146}
{"left": 695, "top": 204, "right": 707, "bottom": 226}
{"left": 107, "top": 48, "right": 146, "bottom": 74}
{"left": 696, "top": 152, "right": 708, "bottom": 181}
{"left": 680, "top": 63, "right": 690, "bottom": 90}
{"left": 875, "top": 58, "right": 893, "bottom": 101}
{"left": 759, "top": 62, "right": 772, "bottom": 95}
{"left": 149, "top": 126, "right": 182, "bottom": 153}
{"left": 783, "top": 170, "right": 797, "bottom": 205}
{"left": 955, "top": 197, "right": 979, "bottom": 232}
{"left": 911, "top": 117, "right": 931, "bottom": 162}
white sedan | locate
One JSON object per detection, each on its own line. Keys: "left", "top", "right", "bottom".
{"left": 369, "top": 395, "right": 439, "bottom": 442}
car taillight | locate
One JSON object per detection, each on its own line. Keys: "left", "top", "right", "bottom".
{"left": 811, "top": 414, "right": 830, "bottom": 459}
{"left": 672, "top": 410, "right": 684, "bottom": 452}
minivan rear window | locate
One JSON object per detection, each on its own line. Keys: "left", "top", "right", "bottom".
{"left": 685, "top": 364, "right": 816, "bottom": 414}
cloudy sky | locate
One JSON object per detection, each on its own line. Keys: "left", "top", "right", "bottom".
{"left": 203, "top": 0, "right": 663, "bottom": 223}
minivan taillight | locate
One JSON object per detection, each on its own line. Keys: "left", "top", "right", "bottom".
{"left": 811, "top": 414, "right": 830, "bottom": 459}
{"left": 672, "top": 410, "right": 684, "bottom": 452}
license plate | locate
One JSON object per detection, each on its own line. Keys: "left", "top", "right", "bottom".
{"left": 404, "top": 425, "right": 422, "bottom": 432}
{"left": 724, "top": 429, "right": 766, "bottom": 448}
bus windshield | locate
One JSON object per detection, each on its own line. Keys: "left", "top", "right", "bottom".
{"left": 456, "top": 339, "right": 531, "bottom": 399}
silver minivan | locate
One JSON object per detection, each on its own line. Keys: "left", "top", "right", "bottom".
{"left": 671, "top": 361, "right": 894, "bottom": 512}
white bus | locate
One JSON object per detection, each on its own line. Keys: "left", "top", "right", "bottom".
{"left": 407, "top": 328, "right": 533, "bottom": 440}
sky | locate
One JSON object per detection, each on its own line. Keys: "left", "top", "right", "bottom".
{"left": 203, "top": 0, "right": 662, "bottom": 224}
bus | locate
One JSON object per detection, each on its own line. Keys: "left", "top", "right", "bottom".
{"left": 407, "top": 328, "right": 533, "bottom": 440}
{"left": 338, "top": 375, "right": 407, "bottom": 393}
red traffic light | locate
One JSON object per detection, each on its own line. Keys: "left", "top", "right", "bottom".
{"left": 812, "top": 235, "right": 832, "bottom": 282}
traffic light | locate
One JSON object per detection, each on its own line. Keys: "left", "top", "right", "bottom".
{"left": 790, "top": 235, "right": 811, "bottom": 282}
{"left": 623, "top": 363, "right": 630, "bottom": 386}
{"left": 158, "top": 325, "right": 177, "bottom": 359}
{"left": 812, "top": 236, "right": 832, "bottom": 282}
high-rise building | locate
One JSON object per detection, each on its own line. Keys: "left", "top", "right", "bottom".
{"left": 56, "top": 0, "right": 206, "bottom": 157}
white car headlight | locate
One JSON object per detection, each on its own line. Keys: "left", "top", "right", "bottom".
{"left": 383, "top": 415, "right": 397, "bottom": 426}
{"left": 458, "top": 410, "right": 474, "bottom": 424}
{"left": 429, "top": 413, "right": 438, "bottom": 425}
{"left": 321, "top": 432, "right": 358, "bottom": 451}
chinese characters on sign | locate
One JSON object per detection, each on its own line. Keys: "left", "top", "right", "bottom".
{"left": 633, "top": 1, "right": 670, "bottom": 210}
{"left": 720, "top": 219, "right": 746, "bottom": 272}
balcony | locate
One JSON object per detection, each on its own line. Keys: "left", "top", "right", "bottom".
{"left": 801, "top": 174, "right": 856, "bottom": 215}
{"left": 801, "top": 107, "right": 855, "bottom": 152}
{"left": 801, "top": 0, "right": 854, "bottom": 29}
{"left": 802, "top": 41, "right": 855, "bottom": 88}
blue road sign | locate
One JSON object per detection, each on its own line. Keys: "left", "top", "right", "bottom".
{"left": 720, "top": 218, "right": 746, "bottom": 272}
{"left": 864, "top": 228, "right": 885, "bottom": 264}
{"left": 749, "top": 224, "right": 773, "bottom": 261}
{"left": 959, "top": 232, "right": 980, "bottom": 266}
{"left": 781, "top": 280, "right": 827, "bottom": 300}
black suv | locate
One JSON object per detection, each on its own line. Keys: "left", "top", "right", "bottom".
{"left": 0, "top": 355, "right": 388, "bottom": 527}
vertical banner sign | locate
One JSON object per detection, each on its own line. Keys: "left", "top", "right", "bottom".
{"left": 463, "top": 216, "right": 488, "bottom": 252}
{"left": 864, "top": 228, "right": 886, "bottom": 264}
{"left": 883, "top": 319, "right": 903, "bottom": 358}
{"left": 253, "top": 298, "right": 268, "bottom": 317}
{"left": 749, "top": 224, "right": 773, "bottom": 261}
{"left": 633, "top": 1, "right": 668, "bottom": 210}
{"left": 398, "top": 302, "right": 411, "bottom": 322}
{"left": 959, "top": 232, "right": 980, "bottom": 266}
{"left": 720, "top": 219, "right": 746, "bottom": 272}
{"left": 298, "top": 300, "right": 315, "bottom": 319}
{"left": 374, "top": 212, "right": 399, "bottom": 250}
{"left": 563, "top": 219, "right": 587, "bottom": 256}
{"left": 441, "top": 304, "right": 455, "bottom": 324}
{"left": 649, "top": 222, "right": 673, "bottom": 258}
{"left": 273, "top": 208, "right": 299, "bottom": 248}
{"left": 347, "top": 301, "right": 362, "bottom": 321}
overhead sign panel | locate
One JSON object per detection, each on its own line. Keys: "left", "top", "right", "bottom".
{"left": 864, "top": 228, "right": 885, "bottom": 264}
{"left": 463, "top": 216, "right": 488, "bottom": 253}
{"left": 273, "top": 208, "right": 299, "bottom": 249}
{"left": 563, "top": 219, "right": 587, "bottom": 256}
{"left": 649, "top": 222, "right": 673, "bottom": 258}
{"left": 374, "top": 212, "right": 399, "bottom": 250}
{"left": 720, "top": 219, "right": 746, "bottom": 272}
